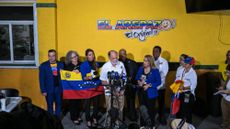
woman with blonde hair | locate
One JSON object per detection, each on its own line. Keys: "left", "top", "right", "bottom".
{"left": 136, "top": 55, "right": 161, "bottom": 129}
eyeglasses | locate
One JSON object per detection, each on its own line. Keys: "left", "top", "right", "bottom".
{"left": 71, "top": 55, "right": 78, "bottom": 59}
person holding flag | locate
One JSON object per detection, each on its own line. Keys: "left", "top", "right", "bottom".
{"left": 80, "top": 48, "right": 102, "bottom": 128}
{"left": 63, "top": 50, "right": 82, "bottom": 125}
{"left": 174, "top": 56, "right": 197, "bottom": 124}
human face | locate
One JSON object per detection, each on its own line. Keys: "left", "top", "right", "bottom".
{"left": 48, "top": 52, "right": 56, "bottom": 63}
{"left": 71, "top": 53, "right": 78, "bottom": 63}
{"left": 226, "top": 51, "right": 230, "bottom": 64}
{"left": 179, "top": 56, "right": 185, "bottom": 66}
{"left": 153, "top": 48, "right": 160, "bottom": 59}
{"left": 119, "top": 50, "right": 127, "bottom": 62}
{"left": 226, "top": 70, "right": 230, "bottom": 77}
{"left": 143, "top": 57, "right": 150, "bottom": 68}
{"left": 87, "top": 51, "right": 95, "bottom": 62}
{"left": 184, "top": 63, "right": 192, "bottom": 70}
{"left": 109, "top": 52, "right": 118, "bottom": 66}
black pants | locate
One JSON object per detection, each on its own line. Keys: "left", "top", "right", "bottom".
{"left": 139, "top": 89, "right": 156, "bottom": 127}
{"left": 125, "top": 84, "right": 137, "bottom": 118}
{"left": 177, "top": 91, "right": 195, "bottom": 124}
{"left": 157, "top": 89, "right": 166, "bottom": 118}
{"left": 69, "top": 99, "right": 81, "bottom": 121}
{"left": 84, "top": 95, "right": 100, "bottom": 121}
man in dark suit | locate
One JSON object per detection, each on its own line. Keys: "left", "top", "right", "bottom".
{"left": 119, "top": 49, "right": 138, "bottom": 121}
{"left": 39, "top": 49, "right": 64, "bottom": 117}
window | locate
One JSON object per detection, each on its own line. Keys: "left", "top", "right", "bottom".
{"left": 0, "top": 5, "right": 38, "bottom": 67}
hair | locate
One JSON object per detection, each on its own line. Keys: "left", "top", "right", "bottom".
{"left": 85, "top": 48, "right": 95, "bottom": 56}
{"left": 108, "top": 50, "right": 118, "bottom": 57}
{"left": 48, "top": 49, "right": 56, "bottom": 54}
{"left": 65, "top": 50, "right": 79, "bottom": 65}
{"left": 225, "top": 50, "right": 230, "bottom": 64}
{"left": 153, "top": 46, "right": 162, "bottom": 53}
{"left": 144, "top": 55, "right": 155, "bottom": 68}
{"left": 85, "top": 48, "right": 98, "bottom": 69}
{"left": 180, "top": 54, "right": 188, "bottom": 59}
{"left": 119, "top": 48, "right": 126, "bottom": 54}
{"left": 226, "top": 50, "right": 230, "bottom": 70}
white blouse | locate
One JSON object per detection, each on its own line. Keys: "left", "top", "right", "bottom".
{"left": 223, "top": 80, "right": 230, "bottom": 102}
{"left": 175, "top": 67, "right": 197, "bottom": 95}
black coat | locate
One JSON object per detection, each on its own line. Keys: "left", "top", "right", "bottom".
{"left": 119, "top": 58, "right": 138, "bottom": 84}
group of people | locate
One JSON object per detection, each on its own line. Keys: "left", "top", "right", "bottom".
{"left": 40, "top": 49, "right": 101, "bottom": 128}
{"left": 39, "top": 46, "right": 230, "bottom": 129}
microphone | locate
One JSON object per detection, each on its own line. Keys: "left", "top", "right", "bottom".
{"left": 107, "top": 71, "right": 111, "bottom": 79}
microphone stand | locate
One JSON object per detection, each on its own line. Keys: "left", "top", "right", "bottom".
{"left": 100, "top": 81, "right": 127, "bottom": 129}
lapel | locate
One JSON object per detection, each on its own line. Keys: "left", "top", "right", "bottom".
{"left": 47, "top": 61, "right": 53, "bottom": 76}
{"left": 56, "top": 62, "right": 60, "bottom": 74}
{"left": 56, "top": 62, "right": 62, "bottom": 76}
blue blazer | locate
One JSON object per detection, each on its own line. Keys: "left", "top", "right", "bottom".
{"left": 80, "top": 61, "right": 101, "bottom": 85}
{"left": 135, "top": 66, "right": 161, "bottom": 99}
{"left": 39, "top": 61, "right": 64, "bottom": 94}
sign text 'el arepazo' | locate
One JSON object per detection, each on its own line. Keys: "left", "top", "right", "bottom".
{"left": 97, "top": 19, "right": 176, "bottom": 41}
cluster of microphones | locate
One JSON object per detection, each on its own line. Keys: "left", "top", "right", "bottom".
{"left": 107, "top": 70, "right": 127, "bottom": 89}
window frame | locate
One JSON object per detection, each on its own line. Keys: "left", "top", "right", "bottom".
{"left": 0, "top": 2, "right": 39, "bottom": 68}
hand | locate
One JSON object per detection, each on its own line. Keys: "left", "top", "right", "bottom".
{"left": 73, "top": 70, "right": 80, "bottom": 73}
{"left": 42, "top": 92, "right": 47, "bottom": 96}
{"left": 157, "top": 85, "right": 163, "bottom": 90}
{"left": 85, "top": 76, "right": 93, "bottom": 80}
{"left": 87, "top": 76, "right": 93, "bottom": 80}
{"left": 138, "top": 81, "right": 144, "bottom": 87}
{"left": 226, "top": 70, "right": 230, "bottom": 76}
{"left": 217, "top": 86, "right": 225, "bottom": 90}
{"left": 219, "top": 89, "right": 230, "bottom": 94}
{"left": 143, "top": 84, "right": 150, "bottom": 91}
{"left": 179, "top": 84, "right": 184, "bottom": 90}
{"left": 119, "top": 90, "right": 125, "bottom": 96}
{"left": 219, "top": 90, "right": 228, "bottom": 94}
{"left": 115, "top": 92, "right": 120, "bottom": 96}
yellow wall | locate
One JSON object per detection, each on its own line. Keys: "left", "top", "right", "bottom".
{"left": 0, "top": 0, "right": 57, "bottom": 109}
{"left": 37, "top": 4, "right": 57, "bottom": 63}
{"left": 1, "top": 0, "right": 230, "bottom": 109}
{"left": 0, "top": 69, "right": 46, "bottom": 108}
{"left": 57, "top": 0, "right": 230, "bottom": 65}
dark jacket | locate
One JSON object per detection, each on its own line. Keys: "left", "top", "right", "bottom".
{"left": 39, "top": 61, "right": 64, "bottom": 94}
{"left": 119, "top": 58, "right": 138, "bottom": 84}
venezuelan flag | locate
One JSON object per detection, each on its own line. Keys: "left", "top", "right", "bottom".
{"left": 170, "top": 80, "right": 183, "bottom": 93}
{"left": 60, "top": 70, "right": 103, "bottom": 99}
